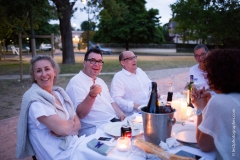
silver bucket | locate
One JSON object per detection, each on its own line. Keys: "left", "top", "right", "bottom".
{"left": 141, "top": 106, "right": 176, "bottom": 145}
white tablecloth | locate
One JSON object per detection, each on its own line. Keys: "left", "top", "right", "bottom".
{"left": 70, "top": 123, "right": 216, "bottom": 160}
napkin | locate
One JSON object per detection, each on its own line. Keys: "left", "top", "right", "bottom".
{"left": 87, "top": 138, "right": 114, "bottom": 156}
{"left": 159, "top": 137, "right": 181, "bottom": 151}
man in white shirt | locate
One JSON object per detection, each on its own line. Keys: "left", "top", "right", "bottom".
{"left": 188, "top": 44, "right": 210, "bottom": 90}
{"left": 110, "top": 51, "right": 154, "bottom": 116}
{"left": 66, "top": 48, "right": 126, "bottom": 136}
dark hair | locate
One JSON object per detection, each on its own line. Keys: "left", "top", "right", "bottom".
{"left": 119, "top": 51, "right": 134, "bottom": 61}
{"left": 203, "top": 49, "right": 240, "bottom": 93}
{"left": 194, "top": 44, "right": 209, "bottom": 53}
{"left": 84, "top": 48, "right": 102, "bottom": 60}
{"left": 119, "top": 52, "right": 124, "bottom": 61}
{"left": 30, "top": 55, "right": 60, "bottom": 84}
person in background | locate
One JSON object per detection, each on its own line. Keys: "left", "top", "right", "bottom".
{"left": 16, "top": 55, "right": 81, "bottom": 160}
{"left": 188, "top": 44, "right": 210, "bottom": 90}
{"left": 110, "top": 51, "right": 158, "bottom": 116}
{"left": 66, "top": 48, "right": 126, "bottom": 136}
{"left": 192, "top": 49, "right": 240, "bottom": 160}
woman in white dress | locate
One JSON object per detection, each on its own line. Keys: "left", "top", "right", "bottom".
{"left": 16, "top": 55, "right": 81, "bottom": 160}
{"left": 192, "top": 49, "right": 240, "bottom": 160}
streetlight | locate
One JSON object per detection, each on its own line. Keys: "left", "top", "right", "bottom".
{"left": 81, "top": 0, "right": 90, "bottom": 50}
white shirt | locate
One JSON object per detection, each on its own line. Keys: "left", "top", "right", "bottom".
{"left": 110, "top": 68, "right": 152, "bottom": 115}
{"left": 66, "top": 71, "right": 116, "bottom": 126}
{"left": 199, "top": 93, "right": 240, "bottom": 160}
{"left": 188, "top": 64, "right": 209, "bottom": 89}
{"left": 28, "top": 91, "right": 79, "bottom": 160}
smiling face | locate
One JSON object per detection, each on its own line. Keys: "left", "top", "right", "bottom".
{"left": 33, "top": 60, "right": 56, "bottom": 93}
{"left": 83, "top": 52, "right": 103, "bottom": 79}
{"left": 120, "top": 51, "right": 137, "bottom": 74}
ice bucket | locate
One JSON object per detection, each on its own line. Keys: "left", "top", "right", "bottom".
{"left": 141, "top": 106, "right": 176, "bottom": 145}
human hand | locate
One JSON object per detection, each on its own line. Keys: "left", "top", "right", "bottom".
{"left": 89, "top": 84, "right": 102, "bottom": 97}
{"left": 191, "top": 86, "right": 211, "bottom": 110}
{"left": 117, "top": 111, "right": 126, "bottom": 121}
{"left": 133, "top": 103, "right": 141, "bottom": 112}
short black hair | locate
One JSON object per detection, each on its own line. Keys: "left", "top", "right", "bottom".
{"left": 84, "top": 48, "right": 102, "bottom": 60}
{"left": 194, "top": 44, "right": 209, "bottom": 53}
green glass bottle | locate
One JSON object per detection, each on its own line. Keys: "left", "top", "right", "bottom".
{"left": 187, "top": 75, "right": 194, "bottom": 108}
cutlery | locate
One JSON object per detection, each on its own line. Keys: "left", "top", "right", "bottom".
{"left": 127, "top": 120, "right": 139, "bottom": 130}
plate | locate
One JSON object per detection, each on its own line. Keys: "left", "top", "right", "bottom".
{"left": 172, "top": 124, "right": 197, "bottom": 143}
{"left": 104, "top": 122, "right": 143, "bottom": 137}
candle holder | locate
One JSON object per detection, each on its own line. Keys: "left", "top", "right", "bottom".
{"left": 117, "top": 137, "right": 131, "bottom": 152}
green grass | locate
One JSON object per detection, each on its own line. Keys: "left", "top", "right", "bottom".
{"left": 0, "top": 55, "right": 196, "bottom": 75}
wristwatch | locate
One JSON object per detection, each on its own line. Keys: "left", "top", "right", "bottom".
{"left": 196, "top": 109, "right": 202, "bottom": 116}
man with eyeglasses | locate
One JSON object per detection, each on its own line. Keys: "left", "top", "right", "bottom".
{"left": 188, "top": 44, "right": 210, "bottom": 89}
{"left": 66, "top": 48, "right": 126, "bottom": 136}
{"left": 110, "top": 51, "right": 156, "bottom": 116}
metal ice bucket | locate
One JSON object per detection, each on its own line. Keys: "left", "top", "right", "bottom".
{"left": 141, "top": 106, "right": 176, "bottom": 145}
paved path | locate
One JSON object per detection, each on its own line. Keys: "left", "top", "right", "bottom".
{"left": 0, "top": 67, "right": 190, "bottom": 160}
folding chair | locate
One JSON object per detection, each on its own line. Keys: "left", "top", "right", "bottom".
{"left": 11, "top": 46, "right": 19, "bottom": 55}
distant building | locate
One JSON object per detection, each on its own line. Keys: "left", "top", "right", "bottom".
{"left": 57, "top": 31, "right": 84, "bottom": 49}
{"left": 168, "top": 20, "right": 197, "bottom": 44}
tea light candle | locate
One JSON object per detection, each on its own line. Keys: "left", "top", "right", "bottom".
{"left": 181, "top": 101, "right": 187, "bottom": 120}
{"left": 117, "top": 137, "right": 131, "bottom": 152}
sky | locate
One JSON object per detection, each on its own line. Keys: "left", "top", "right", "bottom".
{"left": 51, "top": 0, "right": 176, "bottom": 29}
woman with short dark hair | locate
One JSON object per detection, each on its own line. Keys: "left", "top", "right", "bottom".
{"left": 192, "top": 49, "right": 240, "bottom": 160}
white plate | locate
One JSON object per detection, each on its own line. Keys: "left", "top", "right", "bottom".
{"left": 172, "top": 124, "right": 197, "bottom": 143}
{"left": 104, "top": 122, "right": 143, "bottom": 137}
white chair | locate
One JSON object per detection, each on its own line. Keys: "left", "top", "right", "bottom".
{"left": 26, "top": 47, "right": 30, "bottom": 54}
{"left": 11, "top": 46, "right": 19, "bottom": 55}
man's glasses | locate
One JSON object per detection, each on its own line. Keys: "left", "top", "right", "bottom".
{"left": 123, "top": 55, "right": 137, "bottom": 61}
{"left": 194, "top": 52, "right": 207, "bottom": 59}
{"left": 86, "top": 59, "right": 104, "bottom": 66}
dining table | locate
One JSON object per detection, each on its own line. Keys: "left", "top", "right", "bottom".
{"left": 70, "top": 112, "right": 216, "bottom": 160}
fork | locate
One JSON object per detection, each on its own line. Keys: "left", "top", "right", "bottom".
{"left": 127, "top": 119, "right": 139, "bottom": 130}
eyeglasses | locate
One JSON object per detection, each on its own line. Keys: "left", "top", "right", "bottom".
{"left": 194, "top": 52, "right": 207, "bottom": 59}
{"left": 86, "top": 59, "right": 104, "bottom": 66}
{"left": 122, "top": 55, "right": 137, "bottom": 61}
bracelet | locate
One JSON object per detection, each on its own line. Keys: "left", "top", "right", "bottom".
{"left": 88, "top": 93, "right": 97, "bottom": 98}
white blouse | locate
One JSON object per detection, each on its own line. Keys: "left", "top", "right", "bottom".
{"left": 28, "top": 91, "right": 79, "bottom": 160}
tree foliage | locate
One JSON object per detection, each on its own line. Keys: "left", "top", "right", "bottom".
{"left": 0, "top": 0, "right": 58, "bottom": 50}
{"left": 170, "top": 0, "right": 240, "bottom": 47}
{"left": 92, "top": 0, "right": 165, "bottom": 50}
{"left": 81, "top": 21, "right": 96, "bottom": 31}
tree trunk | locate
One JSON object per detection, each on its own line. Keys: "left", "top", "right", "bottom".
{"left": 53, "top": 0, "right": 75, "bottom": 64}
{"left": 125, "top": 39, "right": 129, "bottom": 50}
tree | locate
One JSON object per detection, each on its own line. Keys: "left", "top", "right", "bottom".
{"left": 0, "top": 0, "right": 57, "bottom": 53}
{"left": 93, "top": 0, "right": 164, "bottom": 50}
{"left": 162, "top": 23, "right": 175, "bottom": 43}
{"left": 51, "top": 0, "right": 77, "bottom": 64}
{"left": 170, "top": 0, "right": 240, "bottom": 47}
{"left": 81, "top": 21, "right": 96, "bottom": 31}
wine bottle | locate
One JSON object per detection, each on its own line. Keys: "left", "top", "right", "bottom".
{"left": 147, "top": 82, "right": 159, "bottom": 113}
{"left": 187, "top": 75, "right": 194, "bottom": 108}
{"left": 162, "top": 82, "right": 175, "bottom": 113}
